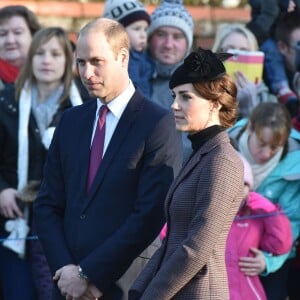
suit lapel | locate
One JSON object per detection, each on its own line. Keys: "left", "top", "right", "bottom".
{"left": 78, "top": 101, "right": 98, "bottom": 199}
{"left": 81, "top": 92, "right": 143, "bottom": 211}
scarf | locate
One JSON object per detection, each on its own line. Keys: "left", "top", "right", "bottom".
{"left": 154, "top": 60, "right": 182, "bottom": 79}
{"left": 238, "top": 130, "right": 283, "bottom": 190}
{"left": 18, "top": 80, "right": 83, "bottom": 191}
{"left": 0, "top": 59, "right": 19, "bottom": 83}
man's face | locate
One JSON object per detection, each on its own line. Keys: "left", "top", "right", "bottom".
{"left": 76, "top": 30, "right": 126, "bottom": 102}
{"left": 148, "top": 26, "right": 188, "bottom": 65}
{"left": 279, "top": 28, "right": 300, "bottom": 73}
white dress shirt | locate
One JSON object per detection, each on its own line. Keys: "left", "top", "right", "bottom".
{"left": 91, "top": 81, "right": 135, "bottom": 156}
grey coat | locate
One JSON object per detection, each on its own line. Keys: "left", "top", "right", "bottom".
{"left": 131, "top": 131, "right": 244, "bottom": 299}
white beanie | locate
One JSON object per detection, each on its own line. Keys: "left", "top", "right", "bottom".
{"left": 103, "top": 0, "right": 150, "bottom": 27}
{"left": 148, "top": 0, "right": 194, "bottom": 50}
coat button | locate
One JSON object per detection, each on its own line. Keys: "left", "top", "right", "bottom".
{"left": 80, "top": 214, "right": 86, "bottom": 219}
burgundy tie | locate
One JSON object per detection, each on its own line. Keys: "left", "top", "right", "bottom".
{"left": 86, "top": 105, "right": 109, "bottom": 191}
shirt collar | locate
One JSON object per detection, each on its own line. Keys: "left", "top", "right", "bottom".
{"left": 96, "top": 80, "right": 135, "bottom": 119}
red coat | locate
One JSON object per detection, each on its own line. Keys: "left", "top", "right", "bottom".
{"left": 226, "top": 191, "right": 293, "bottom": 300}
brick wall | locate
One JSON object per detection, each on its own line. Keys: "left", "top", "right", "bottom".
{"left": 0, "top": 0, "right": 251, "bottom": 49}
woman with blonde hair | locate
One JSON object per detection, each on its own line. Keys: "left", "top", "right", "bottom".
{"left": 212, "top": 22, "right": 277, "bottom": 119}
{"left": 212, "top": 22, "right": 259, "bottom": 53}
{"left": 0, "top": 26, "right": 82, "bottom": 299}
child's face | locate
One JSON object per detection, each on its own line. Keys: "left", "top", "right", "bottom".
{"left": 126, "top": 20, "right": 149, "bottom": 52}
{"left": 248, "top": 126, "right": 285, "bottom": 164}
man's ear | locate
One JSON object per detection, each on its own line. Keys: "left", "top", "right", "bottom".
{"left": 118, "top": 47, "right": 129, "bottom": 66}
{"left": 277, "top": 40, "right": 288, "bottom": 56}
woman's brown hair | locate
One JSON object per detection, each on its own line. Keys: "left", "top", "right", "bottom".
{"left": 193, "top": 74, "right": 238, "bottom": 128}
{"left": 0, "top": 5, "right": 41, "bottom": 36}
{"left": 15, "top": 27, "right": 73, "bottom": 104}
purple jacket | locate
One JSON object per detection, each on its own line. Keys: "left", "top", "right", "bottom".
{"left": 226, "top": 191, "right": 293, "bottom": 300}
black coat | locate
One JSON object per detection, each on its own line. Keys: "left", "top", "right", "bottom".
{"left": 0, "top": 84, "right": 73, "bottom": 236}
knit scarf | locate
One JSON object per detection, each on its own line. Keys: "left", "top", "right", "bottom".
{"left": 238, "top": 130, "right": 283, "bottom": 190}
{"left": 0, "top": 59, "right": 19, "bottom": 83}
{"left": 17, "top": 80, "right": 83, "bottom": 191}
{"left": 154, "top": 60, "right": 182, "bottom": 79}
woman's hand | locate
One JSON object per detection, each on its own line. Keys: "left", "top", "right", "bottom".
{"left": 238, "top": 247, "right": 266, "bottom": 276}
{"left": 0, "top": 188, "right": 23, "bottom": 218}
{"left": 234, "top": 71, "right": 254, "bottom": 89}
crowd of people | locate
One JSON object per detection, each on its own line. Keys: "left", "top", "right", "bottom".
{"left": 0, "top": 1, "right": 299, "bottom": 299}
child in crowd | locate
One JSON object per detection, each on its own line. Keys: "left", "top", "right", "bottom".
{"left": 103, "top": 0, "right": 154, "bottom": 99}
{"left": 246, "top": 0, "right": 300, "bottom": 106}
{"left": 226, "top": 153, "right": 293, "bottom": 300}
{"left": 228, "top": 101, "right": 300, "bottom": 299}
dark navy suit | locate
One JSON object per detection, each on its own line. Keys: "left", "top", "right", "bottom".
{"left": 34, "top": 90, "right": 182, "bottom": 299}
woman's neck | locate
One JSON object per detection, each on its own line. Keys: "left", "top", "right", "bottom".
{"left": 36, "top": 81, "right": 61, "bottom": 103}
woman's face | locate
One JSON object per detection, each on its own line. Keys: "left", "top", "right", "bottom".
{"left": 248, "top": 126, "right": 284, "bottom": 164}
{"left": 171, "top": 83, "right": 219, "bottom": 134}
{"left": 33, "top": 36, "right": 66, "bottom": 88}
{"left": 220, "top": 32, "right": 250, "bottom": 52}
{"left": 0, "top": 16, "right": 32, "bottom": 68}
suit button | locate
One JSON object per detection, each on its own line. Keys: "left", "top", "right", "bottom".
{"left": 80, "top": 214, "right": 86, "bottom": 219}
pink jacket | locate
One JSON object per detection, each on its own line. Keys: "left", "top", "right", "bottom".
{"left": 226, "top": 192, "right": 293, "bottom": 300}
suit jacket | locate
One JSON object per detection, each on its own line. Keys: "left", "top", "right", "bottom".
{"left": 130, "top": 131, "right": 244, "bottom": 299}
{"left": 33, "top": 90, "right": 182, "bottom": 299}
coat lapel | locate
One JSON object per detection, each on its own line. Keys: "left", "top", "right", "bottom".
{"left": 165, "top": 150, "right": 201, "bottom": 208}
{"left": 81, "top": 92, "right": 143, "bottom": 212}
{"left": 77, "top": 101, "right": 98, "bottom": 199}
{"left": 165, "top": 132, "right": 229, "bottom": 209}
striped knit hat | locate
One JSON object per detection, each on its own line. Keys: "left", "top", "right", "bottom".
{"left": 103, "top": 0, "right": 150, "bottom": 27}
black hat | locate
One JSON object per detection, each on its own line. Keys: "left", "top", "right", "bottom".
{"left": 169, "top": 47, "right": 232, "bottom": 89}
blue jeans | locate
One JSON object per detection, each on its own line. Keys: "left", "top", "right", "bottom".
{"left": 0, "top": 246, "right": 37, "bottom": 300}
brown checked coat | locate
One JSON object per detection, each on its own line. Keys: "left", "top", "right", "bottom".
{"left": 130, "top": 131, "right": 244, "bottom": 300}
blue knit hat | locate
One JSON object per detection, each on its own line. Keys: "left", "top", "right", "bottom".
{"left": 103, "top": 0, "right": 150, "bottom": 27}
{"left": 148, "top": 0, "right": 194, "bottom": 50}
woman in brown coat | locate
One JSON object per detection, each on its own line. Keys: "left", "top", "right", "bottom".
{"left": 129, "top": 48, "right": 244, "bottom": 300}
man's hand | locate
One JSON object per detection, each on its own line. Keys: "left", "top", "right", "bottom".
{"left": 78, "top": 283, "right": 103, "bottom": 299}
{"left": 53, "top": 264, "right": 88, "bottom": 298}
{"left": 239, "top": 247, "right": 266, "bottom": 276}
{"left": 0, "top": 188, "right": 23, "bottom": 218}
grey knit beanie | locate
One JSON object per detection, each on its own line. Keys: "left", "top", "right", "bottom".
{"left": 148, "top": 0, "right": 194, "bottom": 50}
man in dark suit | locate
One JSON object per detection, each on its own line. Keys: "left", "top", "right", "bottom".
{"left": 33, "top": 18, "right": 182, "bottom": 299}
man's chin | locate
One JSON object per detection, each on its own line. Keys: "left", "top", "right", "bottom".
{"left": 85, "top": 88, "right": 100, "bottom": 98}
{"left": 160, "top": 56, "right": 177, "bottom": 65}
